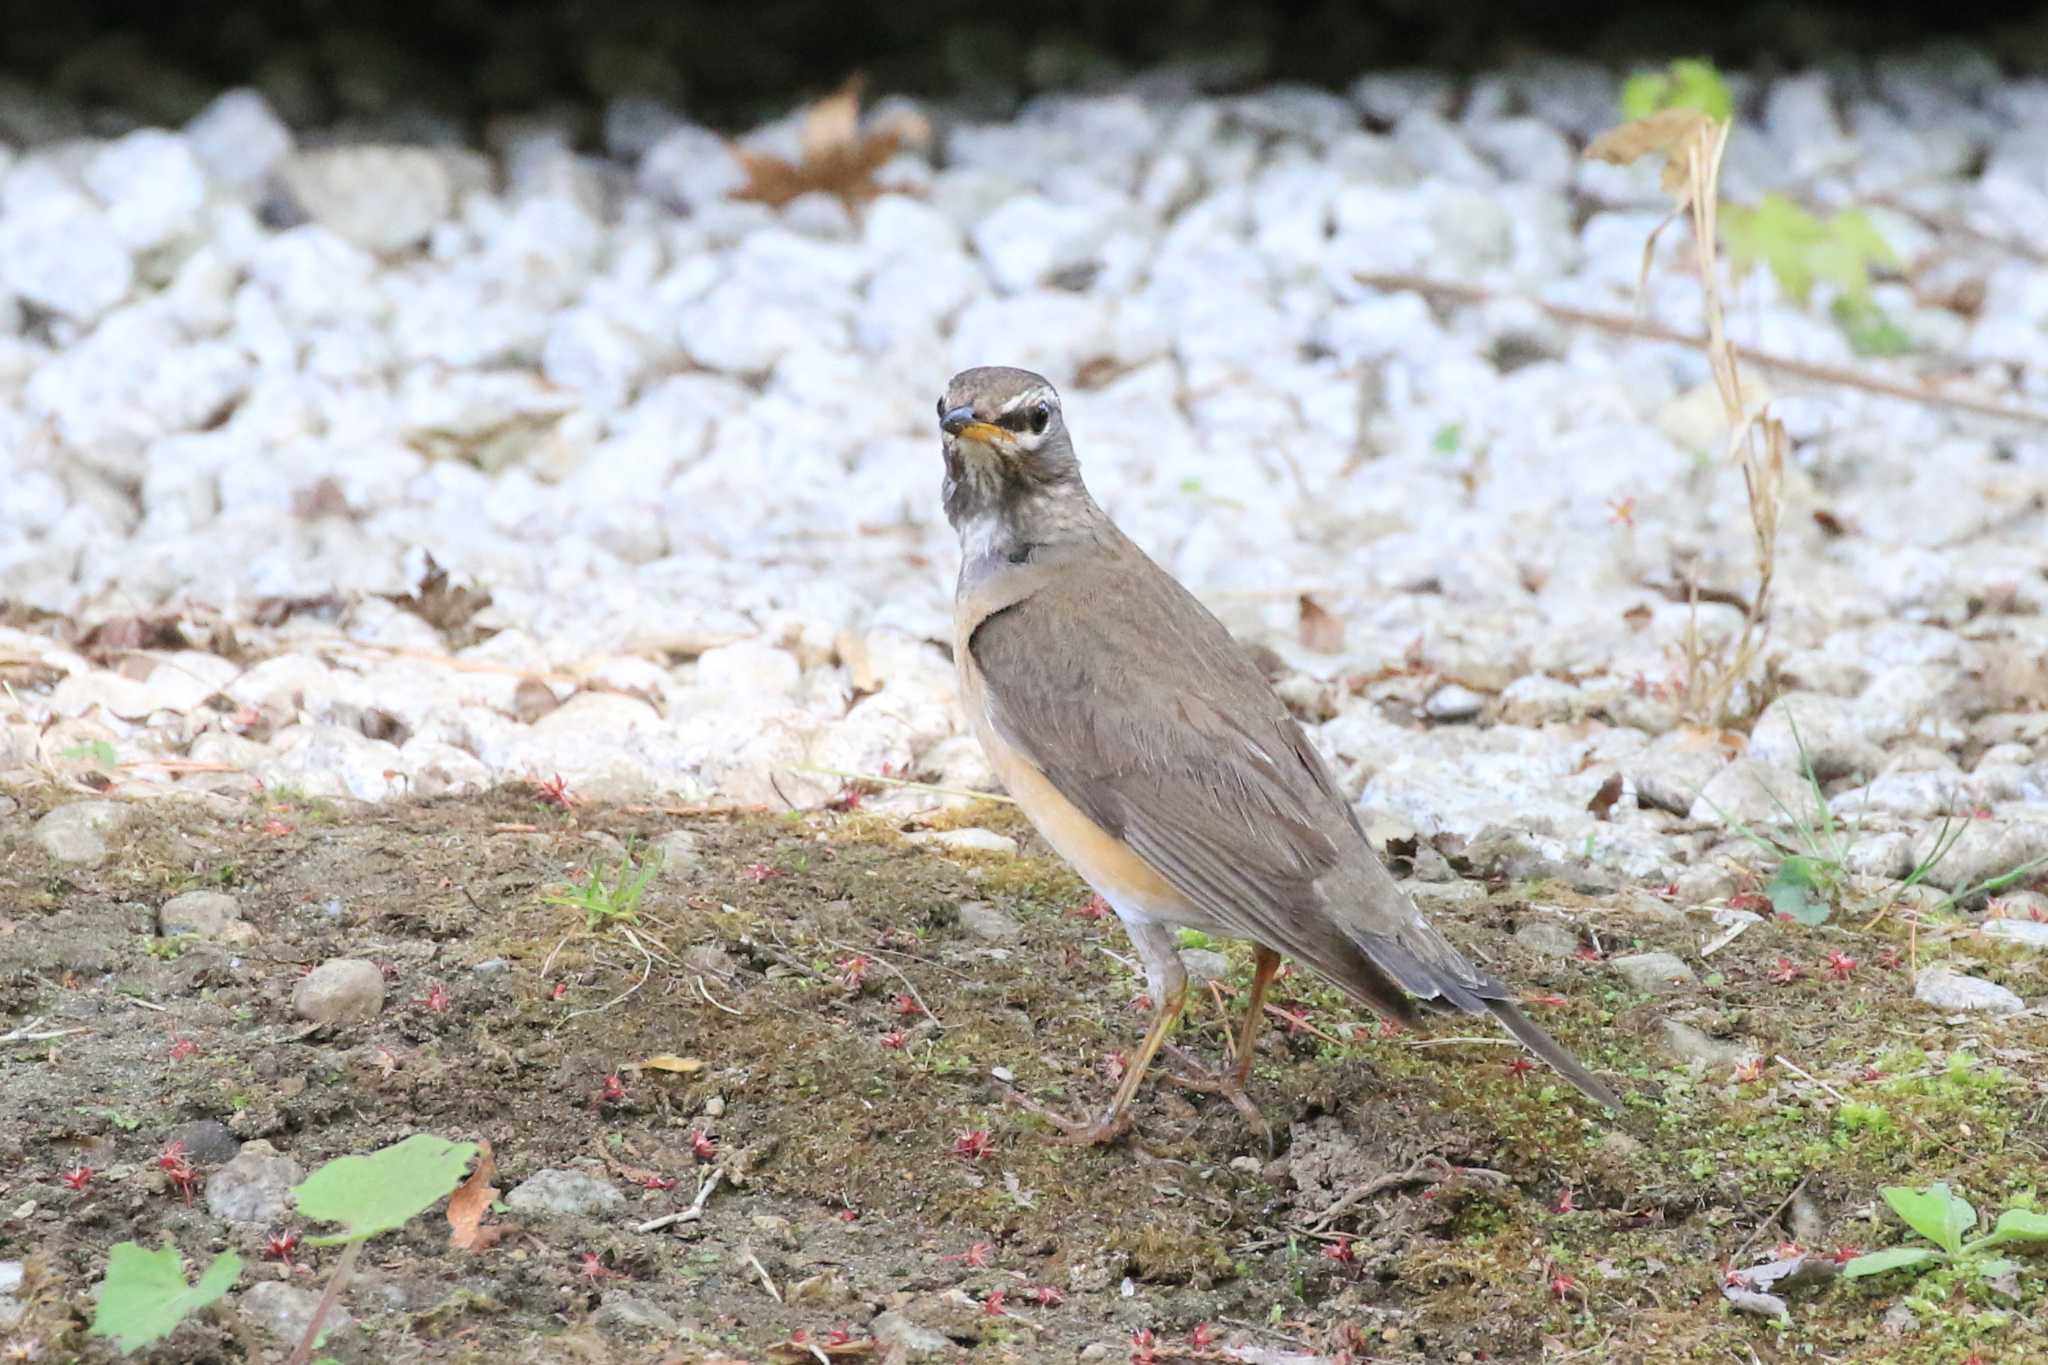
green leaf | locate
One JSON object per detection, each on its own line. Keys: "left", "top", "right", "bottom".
{"left": 1884, "top": 1183, "right": 1975, "bottom": 1256}
{"left": 59, "top": 739, "right": 118, "bottom": 767}
{"left": 1621, "top": 59, "right": 1734, "bottom": 122}
{"left": 1983, "top": 1208, "right": 2048, "bottom": 1247}
{"left": 89, "top": 1243, "right": 242, "bottom": 1353}
{"left": 1430, "top": 423, "right": 1462, "bottom": 454}
{"left": 1833, "top": 297, "right": 1912, "bottom": 357}
{"left": 1723, "top": 194, "right": 1827, "bottom": 303}
{"left": 292, "top": 1134, "right": 479, "bottom": 1246}
{"left": 1840, "top": 1246, "right": 1939, "bottom": 1279}
{"left": 1765, "top": 856, "right": 1830, "bottom": 926}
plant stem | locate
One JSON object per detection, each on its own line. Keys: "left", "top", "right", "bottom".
{"left": 284, "top": 1239, "right": 361, "bottom": 1365}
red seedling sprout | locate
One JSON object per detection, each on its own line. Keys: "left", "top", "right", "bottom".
{"left": 60, "top": 1165, "right": 93, "bottom": 1191}
{"left": 535, "top": 773, "right": 576, "bottom": 809}
{"left": 1189, "top": 1322, "right": 1216, "bottom": 1349}
{"left": 1504, "top": 1056, "right": 1536, "bottom": 1081}
{"left": 1028, "top": 1284, "right": 1065, "bottom": 1307}
{"left": 982, "top": 1289, "right": 1007, "bottom": 1316}
{"left": 642, "top": 1174, "right": 677, "bottom": 1191}
{"left": 600, "top": 1073, "right": 627, "bottom": 1104}
{"left": 1072, "top": 894, "right": 1109, "bottom": 920}
{"left": 415, "top": 981, "right": 451, "bottom": 1012}
{"left": 892, "top": 992, "right": 922, "bottom": 1018}
{"left": 742, "top": 862, "right": 783, "bottom": 882}
{"left": 1130, "top": 1328, "right": 1159, "bottom": 1365}
{"left": 265, "top": 1231, "right": 299, "bottom": 1270}
{"left": 879, "top": 1030, "right": 909, "bottom": 1050}
{"left": 1823, "top": 949, "right": 1858, "bottom": 981}
{"left": 1551, "top": 1186, "right": 1576, "bottom": 1214}
{"left": 951, "top": 1130, "right": 995, "bottom": 1160}
{"left": 1767, "top": 957, "right": 1806, "bottom": 985}
{"left": 945, "top": 1241, "right": 995, "bottom": 1268}
{"left": 690, "top": 1129, "right": 718, "bottom": 1163}
{"left": 836, "top": 954, "right": 872, "bottom": 989}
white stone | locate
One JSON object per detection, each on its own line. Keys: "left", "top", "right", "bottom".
{"left": 1914, "top": 965, "right": 2024, "bottom": 1015}
{"left": 187, "top": 88, "right": 293, "bottom": 187}
{"left": 282, "top": 147, "right": 453, "bottom": 253}
{"left": 638, "top": 124, "right": 748, "bottom": 212}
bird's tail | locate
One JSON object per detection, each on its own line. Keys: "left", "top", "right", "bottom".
{"left": 1484, "top": 999, "right": 1623, "bottom": 1112}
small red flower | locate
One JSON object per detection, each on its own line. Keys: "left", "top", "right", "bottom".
{"left": 1504, "top": 1056, "right": 1536, "bottom": 1081}
{"left": 952, "top": 1130, "right": 995, "bottom": 1160}
{"left": 1029, "top": 1284, "right": 1065, "bottom": 1307}
{"left": 60, "top": 1164, "right": 93, "bottom": 1191}
{"left": 879, "top": 1030, "right": 909, "bottom": 1050}
{"left": 946, "top": 1240, "right": 996, "bottom": 1268}
{"left": 1549, "top": 1268, "right": 1581, "bottom": 1301}
{"left": 577, "top": 1250, "right": 618, "bottom": 1281}
{"left": 601, "top": 1073, "right": 627, "bottom": 1104}
{"left": 836, "top": 954, "right": 872, "bottom": 989}
{"left": 534, "top": 773, "right": 576, "bottom": 809}
{"left": 167, "top": 1031, "right": 200, "bottom": 1062}
{"left": 1072, "top": 895, "right": 1110, "bottom": 920}
{"left": 1732, "top": 1056, "right": 1765, "bottom": 1084}
{"left": 158, "top": 1143, "right": 201, "bottom": 1203}
{"left": 265, "top": 1231, "right": 299, "bottom": 1267}
{"left": 1823, "top": 949, "right": 1858, "bottom": 981}
{"left": 1321, "top": 1237, "right": 1357, "bottom": 1266}
{"left": 742, "top": 862, "right": 783, "bottom": 882}
{"left": 892, "top": 992, "right": 922, "bottom": 1018}
{"left": 414, "top": 981, "right": 451, "bottom": 1012}
{"left": 690, "top": 1129, "right": 717, "bottom": 1163}
{"left": 1767, "top": 957, "right": 1806, "bottom": 985}
{"left": 982, "top": 1290, "right": 1007, "bottom": 1316}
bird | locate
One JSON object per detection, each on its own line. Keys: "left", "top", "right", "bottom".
{"left": 937, "top": 364, "right": 1622, "bottom": 1144}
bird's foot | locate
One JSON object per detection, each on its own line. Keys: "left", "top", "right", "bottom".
{"left": 998, "top": 1087, "right": 1133, "bottom": 1146}
{"left": 1161, "top": 1044, "right": 1274, "bottom": 1153}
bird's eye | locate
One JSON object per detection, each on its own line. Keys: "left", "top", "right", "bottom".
{"left": 1028, "top": 403, "right": 1050, "bottom": 435}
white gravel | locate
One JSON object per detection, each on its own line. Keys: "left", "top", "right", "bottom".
{"left": 3, "top": 54, "right": 2047, "bottom": 904}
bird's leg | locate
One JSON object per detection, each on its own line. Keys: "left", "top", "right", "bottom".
{"left": 1007, "top": 920, "right": 1188, "bottom": 1145}
{"left": 1160, "top": 945, "right": 1281, "bottom": 1149}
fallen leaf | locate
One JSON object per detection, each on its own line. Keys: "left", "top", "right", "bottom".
{"left": 1584, "top": 108, "right": 1716, "bottom": 170}
{"left": 1298, "top": 595, "right": 1344, "bottom": 653}
{"left": 388, "top": 553, "right": 491, "bottom": 639}
{"left": 733, "top": 75, "right": 924, "bottom": 209}
{"left": 1586, "top": 773, "right": 1625, "bottom": 820}
{"left": 446, "top": 1139, "right": 501, "bottom": 1252}
{"left": 632, "top": 1054, "right": 705, "bottom": 1074}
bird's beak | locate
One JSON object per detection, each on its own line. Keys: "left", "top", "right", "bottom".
{"left": 940, "top": 405, "right": 1008, "bottom": 445}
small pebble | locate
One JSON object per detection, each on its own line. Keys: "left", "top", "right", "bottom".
{"left": 292, "top": 959, "right": 387, "bottom": 1025}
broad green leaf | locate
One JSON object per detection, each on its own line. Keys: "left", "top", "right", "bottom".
{"left": 89, "top": 1243, "right": 242, "bottom": 1353}
{"left": 1974, "top": 1256, "right": 2018, "bottom": 1279}
{"left": 293, "top": 1134, "right": 479, "bottom": 1246}
{"left": 1723, "top": 194, "right": 1827, "bottom": 303}
{"left": 1765, "top": 856, "right": 1830, "bottom": 926}
{"left": 1621, "top": 59, "right": 1734, "bottom": 122}
{"left": 1984, "top": 1208, "right": 2048, "bottom": 1247}
{"left": 1840, "top": 1246, "right": 1938, "bottom": 1279}
{"left": 1884, "top": 1183, "right": 1974, "bottom": 1256}
{"left": 1431, "top": 423, "right": 1462, "bottom": 454}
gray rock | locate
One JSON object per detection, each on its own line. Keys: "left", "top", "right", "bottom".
{"left": 955, "top": 900, "right": 1022, "bottom": 941}
{"left": 205, "top": 1141, "right": 302, "bottom": 1224}
{"left": 1689, "top": 758, "right": 1808, "bottom": 828}
{"left": 471, "top": 957, "right": 514, "bottom": 978}
{"left": 653, "top": 829, "right": 701, "bottom": 878}
{"left": 1610, "top": 951, "right": 1697, "bottom": 993}
{"left": 870, "top": 1309, "right": 955, "bottom": 1360}
{"left": 591, "top": 1293, "right": 679, "bottom": 1337}
{"left": 1748, "top": 695, "right": 1883, "bottom": 782}
{"left": 904, "top": 828, "right": 1018, "bottom": 855}
{"left": 187, "top": 88, "right": 293, "bottom": 187}
{"left": 33, "top": 800, "right": 132, "bottom": 866}
{"left": 1914, "top": 965, "right": 2023, "bottom": 1014}
{"left": 1181, "top": 948, "right": 1232, "bottom": 983}
{"left": 165, "top": 1119, "right": 242, "bottom": 1166}
{"left": 505, "top": 1168, "right": 626, "bottom": 1218}
{"left": 1630, "top": 728, "right": 1740, "bottom": 817}
{"left": 1656, "top": 1019, "right": 1755, "bottom": 1069}
{"left": 1983, "top": 918, "right": 2048, "bottom": 950}
{"left": 158, "top": 890, "right": 246, "bottom": 940}
{"left": 292, "top": 959, "right": 387, "bottom": 1025}
{"left": 240, "top": 1280, "right": 351, "bottom": 1344}
{"left": 281, "top": 147, "right": 452, "bottom": 253}
{"left": 1919, "top": 819, "right": 2048, "bottom": 893}
{"left": 1513, "top": 920, "right": 1582, "bottom": 959}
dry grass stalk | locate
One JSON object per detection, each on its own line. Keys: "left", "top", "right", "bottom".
{"left": 1587, "top": 111, "right": 1787, "bottom": 728}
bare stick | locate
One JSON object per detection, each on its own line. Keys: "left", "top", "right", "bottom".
{"left": 1773, "top": 1055, "right": 1850, "bottom": 1106}
{"left": 1354, "top": 272, "right": 2048, "bottom": 427}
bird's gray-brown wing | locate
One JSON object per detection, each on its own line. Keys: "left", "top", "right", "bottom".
{"left": 967, "top": 545, "right": 1504, "bottom": 1020}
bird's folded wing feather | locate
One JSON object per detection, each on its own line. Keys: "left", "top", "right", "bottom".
{"left": 967, "top": 559, "right": 1503, "bottom": 1013}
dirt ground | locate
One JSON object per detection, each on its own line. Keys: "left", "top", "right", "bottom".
{"left": 2, "top": 783, "right": 2044, "bottom": 1363}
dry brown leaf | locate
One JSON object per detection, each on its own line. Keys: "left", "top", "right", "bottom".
{"left": 1583, "top": 108, "right": 1716, "bottom": 169}
{"left": 631, "top": 1054, "right": 705, "bottom": 1074}
{"left": 1586, "top": 772, "right": 1625, "bottom": 820}
{"left": 1297, "top": 595, "right": 1344, "bottom": 654}
{"left": 446, "top": 1139, "right": 502, "bottom": 1252}
{"left": 734, "top": 75, "right": 914, "bottom": 208}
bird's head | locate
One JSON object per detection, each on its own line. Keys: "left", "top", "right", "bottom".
{"left": 936, "top": 366, "right": 1081, "bottom": 533}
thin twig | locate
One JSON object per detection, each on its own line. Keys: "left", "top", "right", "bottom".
{"left": 1730, "top": 1174, "right": 1812, "bottom": 1266}
{"left": 821, "top": 936, "right": 942, "bottom": 1027}
{"left": 1773, "top": 1054, "right": 1850, "bottom": 1105}
{"left": 636, "top": 1168, "right": 723, "bottom": 1233}
{"left": 695, "top": 974, "right": 744, "bottom": 1016}
{"left": 1, "top": 1016, "right": 92, "bottom": 1044}
{"left": 1354, "top": 271, "right": 2048, "bottom": 426}
{"left": 745, "top": 1247, "right": 782, "bottom": 1302}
